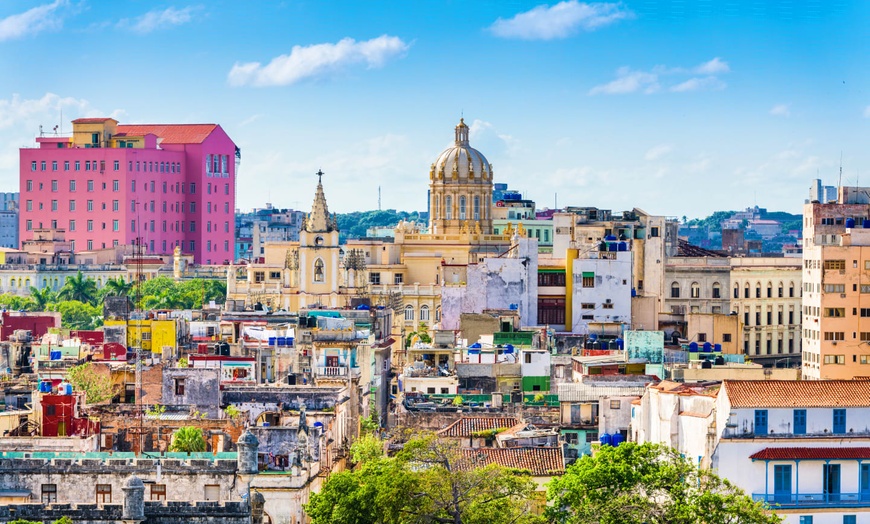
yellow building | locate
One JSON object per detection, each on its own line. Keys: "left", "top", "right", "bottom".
{"left": 104, "top": 318, "right": 179, "bottom": 355}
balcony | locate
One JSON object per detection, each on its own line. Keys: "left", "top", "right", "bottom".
{"left": 753, "top": 492, "right": 870, "bottom": 508}
{"left": 316, "top": 366, "right": 348, "bottom": 377}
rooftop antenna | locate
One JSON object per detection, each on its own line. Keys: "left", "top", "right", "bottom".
{"left": 838, "top": 151, "right": 843, "bottom": 191}
{"left": 378, "top": 186, "right": 381, "bottom": 211}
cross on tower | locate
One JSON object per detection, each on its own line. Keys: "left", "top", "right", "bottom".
{"left": 316, "top": 169, "right": 324, "bottom": 184}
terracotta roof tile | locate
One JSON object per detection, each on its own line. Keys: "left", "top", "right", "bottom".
{"left": 437, "top": 417, "right": 520, "bottom": 438}
{"left": 723, "top": 379, "right": 870, "bottom": 408}
{"left": 116, "top": 124, "right": 219, "bottom": 144}
{"left": 461, "top": 447, "right": 565, "bottom": 476}
{"left": 750, "top": 447, "right": 870, "bottom": 461}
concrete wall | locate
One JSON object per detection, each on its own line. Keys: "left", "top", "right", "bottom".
{"left": 162, "top": 367, "right": 221, "bottom": 417}
{"left": 571, "top": 252, "right": 631, "bottom": 333}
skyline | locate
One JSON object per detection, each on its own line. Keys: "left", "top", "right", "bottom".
{"left": 0, "top": 0, "right": 868, "bottom": 218}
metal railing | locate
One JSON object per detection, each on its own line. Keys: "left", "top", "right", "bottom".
{"left": 753, "top": 492, "right": 870, "bottom": 507}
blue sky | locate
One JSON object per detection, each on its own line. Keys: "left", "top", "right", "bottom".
{"left": 0, "top": 0, "right": 867, "bottom": 218}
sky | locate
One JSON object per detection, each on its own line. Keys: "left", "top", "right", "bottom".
{"left": 0, "top": 0, "right": 868, "bottom": 219}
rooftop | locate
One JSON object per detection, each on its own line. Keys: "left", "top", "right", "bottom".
{"left": 437, "top": 417, "right": 520, "bottom": 438}
{"left": 461, "top": 447, "right": 564, "bottom": 476}
{"left": 750, "top": 447, "right": 870, "bottom": 461}
{"left": 724, "top": 379, "right": 870, "bottom": 408}
{"left": 116, "top": 124, "right": 219, "bottom": 144}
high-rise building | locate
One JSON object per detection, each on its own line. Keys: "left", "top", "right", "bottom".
{"left": 0, "top": 192, "right": 19, "bottom": 249}
{"left": 802, "top": 186, "right": 870, "bottom": 379}
{"left": 19, "top": 118, "right": 237, "bottom": 264}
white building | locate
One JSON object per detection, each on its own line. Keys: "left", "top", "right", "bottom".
{"left": 571, "top": 250, "right": 632, "bottom": 334}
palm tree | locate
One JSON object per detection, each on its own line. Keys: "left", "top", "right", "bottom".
{"left": 169, "top": 426, "right": 207, "bottom": 452}
{"left": 58, "top": 271, "right": 98, "bottom": 305}
{"left": 28, "top": 286, "right": 57, "bottom": 311}
{"left": 103, "top": 277, "right": 133, "bottom": 297}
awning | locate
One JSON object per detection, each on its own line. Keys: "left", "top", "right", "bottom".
{"left": 373, "top": 337, "right": 396, "bottom": 349}
{"left": 0, "top": 489, "right": 31, "bottom": 498}
{"left": 750, "top": 447, "right": 870, "bottom": 461}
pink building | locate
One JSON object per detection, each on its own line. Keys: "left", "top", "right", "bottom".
{"left": 19, "top": 118, "right": 237, "bottom": 264}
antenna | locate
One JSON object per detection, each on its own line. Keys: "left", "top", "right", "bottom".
{"left": 838, "top": 151, "right": 843, "bottom": 191}
{"left": 378, "top": 186, "right": 381, "bottom": 211}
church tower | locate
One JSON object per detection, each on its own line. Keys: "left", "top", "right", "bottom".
{"left": 428, "top": 119, "right": 494, "bottom": 235}
{"left": 298, "top": 171, "right": 341, "bottom": 307}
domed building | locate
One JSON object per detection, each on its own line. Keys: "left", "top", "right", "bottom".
{"left": 428, "top": 119, "right": 494, "bottom": 235}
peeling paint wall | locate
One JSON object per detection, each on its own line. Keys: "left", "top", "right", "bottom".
{"left": 572, "top": 251, "right": 632, "bottom": 334}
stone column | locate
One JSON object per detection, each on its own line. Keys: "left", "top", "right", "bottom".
{"left": 237, "top": 429, "right": 259, "bottom": 475}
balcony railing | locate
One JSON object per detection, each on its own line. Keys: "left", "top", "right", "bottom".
{"left": 317, "top": 366, "right": 348, "bottom": 377}
{"left": 753, "top": 492, "right": 870, "bottom": 508}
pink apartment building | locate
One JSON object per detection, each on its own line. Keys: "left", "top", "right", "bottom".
{"left": 19, "top": 118, "right": 237, "bottom": 264}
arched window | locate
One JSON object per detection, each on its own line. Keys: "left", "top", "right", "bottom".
{"left": 404, "top": 305, "right": 415, "bottom": 321}
{"left": 473, "top": 196, "right": 480, "bottom": 220}
{"left": 767, "top": 282, "right": 773, "bottom": 298}
{"left": 670, "top": 282, "right": 680, "bottom": 298}
{"left": 420, "top": 305, "right": 430, "bottom": 321}
{"left": 755, "top": 282, "right": 761, "bottom": 298}
{"left": 733, "top": 283, "right": 739, "bottom": 299}
{"left": 435, "top": 306, "right": 441, "bottom": 322}
{"left": 712, "top": 282, "right": 721, "bottom": 299}
{"left": 778, "top": 282, "right": 784, "bottom": 298}
{"left": 434, "top": 195, "right": 440, "bottom": 219}
{"left": 459, "top": 196, "right": 467, "bottom": 220}
{"left": 313, "top": 259, "right": 325, "bottom": 283}
{"left": 445, "top": 196, "right": 453, "bottom": 220}
{"left": 789, "top": 282, "right": 795, "bottom": 298}
{"left": 690, "top": 282, "right": 700, "bottom": 299}
{"left": 744, "top": 283, "right": 750, "bottom": 299}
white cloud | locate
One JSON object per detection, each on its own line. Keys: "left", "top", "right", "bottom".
{"left": 769, "top": 104, "right": 790, "bottom": 117}
{"left": 489, "top": 1, "right": 633, "bottom": 40}
{"left": 591, "top": 57, "right": 731, "bottom": 95}
{"left": 119, "top": 6, "right": 199, "bottom": 34}
{"left": 589, "top": 67, "right": 658, "bottom": 95}
{"left": 0, "top": 0, "right": 66, "bottom": 41}
{"left": 228, "top": 35, "right": 409, "bottom": 87}
{"left": 670, "top": 76, "right": 725, "bottom": 93}
{"left": 694, "top": 57, "right": 730, "bottom": 75}
{"left": 644, "top": 144, "right": 672, "bottom": 161}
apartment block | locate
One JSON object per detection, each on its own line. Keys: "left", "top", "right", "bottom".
{"left": 19, "top": 118, "right": 237, "bottom": 264}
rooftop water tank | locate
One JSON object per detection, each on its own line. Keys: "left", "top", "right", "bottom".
{"left": 863, "top": 220, "right": 870, "bottom": 229}
{"left": 714, "top": 344, "right": 722, "bottom": 352}
{"left": 688, "top": 342, "right": 699, "bottom": 352}
{"left": 847, "top": 218, "right": 856, "bottom": 228}
{"left": 599, "top": 433, "right": 612, "bottom": 446}
{"left": 617, "top": 242, "right": 628, "bottom": 251}
{"left": 703, "top": 342, "right": 712, "bottom": 352}
{"left": 611, "top": 433, "right": 625, "bottom": 446}
{"left": 604, "top": 235, "right": 617, "bottom": 241}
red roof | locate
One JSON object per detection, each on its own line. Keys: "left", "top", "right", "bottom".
{"left": 116, "top": 124, "right": 218, "bottom": 144}
{"left": 750, "top": 447, "right": 870, "bottom": 461}
{"left": 461, "top": 447, "right": 565, "bottom": 476}
{"left": 72, "top": 117, "right": 117, "bottom": 124}
{"left": 723, "top": 380, "right": 870, "bottom": 408}
{"left": 437, "top": 417, "right": 520, "bottom": 438}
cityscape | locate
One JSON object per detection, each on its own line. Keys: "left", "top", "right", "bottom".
{"left": 0, "top": 2, "right": 869, "bottom": 524}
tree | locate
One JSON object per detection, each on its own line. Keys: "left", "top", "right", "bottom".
{"left": 58, "top": 271, "right": 98, "bottom": 305}
{"left": 103, "top": 277, "right": 133, "bottom": 297}
{"left": 48, "top": 300, "right": 103, "bottom": 329}
{"left": 306, "top": 434, "right": 544, "bottom": 524}
{"left": 10, "top": 518, "right": 72, "bottom": 524}
{"left": 546, "top": 442, "right": 781, "bottom": 524}
{"left": 28, "top": 286, "right": 57, "bottom": 311}
{"left": 169, "top": 426, "right": 207, "bottom": 452}
{"left": 67, "top": 362, "right": 112, "bottom": 404}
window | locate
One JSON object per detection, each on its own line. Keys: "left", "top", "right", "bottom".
{"left": 712, "top": 283, "right": 721, "bottom": 298}
{"left": 51, "top": 180, "right": 58, "bottom": 192}
{"left": 404, "top": 305, "right": 414, "bottom": 321}
{"left": 113, "top": 220, "right": 119, "bottom": 231}
{"left": 582, "top": 273, "right": 595, "bottom": 288}
{"left": 96, "top": 484, "right": 112, "bottom": 504}
{"left": 41, "top": 160, "right": 46, "bottom": 171}
{"left": 823, "top": 332, "right": 845, "bottom": 341}
{"left": 253, "top": 271, "right": 265, "bottom": 283}
{"left": 697, "top": 333, "right": 707, "bottom": 343}
{"left": 445, "top": 196, "right": 452, "bottom": 220}
{"left": 824, "top": 260, "right": 846, "bottom": 270}
{"left": 69, "top": 200, "right": 76, "bottom": 212}
{"left": 69, "top": 220, "right": 75, "bottom": 231}
{"left": 51, "top": 200, "right": 58, "bottom": 211}
{"left": 42, "top": 484, "right": 57, "bottom": 503}
{"left": 150, "top": 484, "right": 166, "bottom": 501}
{"left": 754, "top": 409, "right": 768, "bottom": 436}
{"left": 671, "top": 282, "right": 680, "bottom": 298}
{"left": 690, "top": 282, "right": 700, "bottom": 298}
{"left": 269, "top": 271, "right": 281, "bottom": 280}
{"left": 524, "top": 353, "right": 532, "bottom": 364}
{"left": 538, "top": 272, "right": 566, "bottom": 286}
{"left": 650, "top": 226, "right": 659, "bottom": 237}
{"left": 843, "top": 516, "right": 856, "bottom": 524}
{"left": 744, "top": 284, "right": 750, "bottom": 298}
{"left": 824, "top": 284, "right": 846, "bottom": 293}
{"left": 564, "top": 432, "right": 578, "bottom": 444}
{"left": 175, "top": 378, "right": 185, "bottom": 395}
{"left": 473, "top": 195, "right": 480, "bottom": 220}
{"left": 313, "top": 259, "right": 325, "bottom": 282}
{"left": 756, "top": 284, "right": 761, "bottom": 298}
{"left": 113, "top": 160, "right": 119, "bottom": 171}
{"left": 722, "top": 334, "right": 732, "bottom": 343}
{"left": 825, "top": 308, "right": 846, "bottom": 317}
{"left": 87, "top": 179, "right": 94, "bottom": 192}
{"left": 609, "top": 400, "right": 621, "bottom": 409}
{"left": 585, "top": 432, "right": 599, "bottom": 443}
{"left": 75, "top": 160, "right": 80, "bottom": 171}
{"left": 112, "top": 180, "right": 119, "bottom": 192}
{"left": 794, "top": 409, "right": 806, "bottom": 435}
{"left": 31, "top": 160, "right": 37, "bottom": 171}
{"left": 190, "top": 182, "right": 196, "bottom": 194}
{"left": 26, "top": 180, "right": 32, "bottom": 191}
{"left": 420, "top": 305, "right": 430, "bottom": 321}
{"left": 87, "top": 220, "right": 93, "bottom": 231}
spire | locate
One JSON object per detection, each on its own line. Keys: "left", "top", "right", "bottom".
{"left": 454, "top": 118, "right": 469, "bottom": 147}
{"left": 306, "top": 170, "right": 334, "bottom": 232}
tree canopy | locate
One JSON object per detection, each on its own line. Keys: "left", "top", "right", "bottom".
{"left": 336, "top": 210, "right": 427, "bottom": 240}
{"left": 306, "top": 434, "right": 543, "bottom": 524}
{"left": 169, "top": 426, "right": 207, "bottom": 452}
{"left": 546, "top": 442, "right": 781, "bottom": 524}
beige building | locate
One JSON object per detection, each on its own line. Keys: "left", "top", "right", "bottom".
{"left": 802, "top": 188, "right": 870, "bottom": 379}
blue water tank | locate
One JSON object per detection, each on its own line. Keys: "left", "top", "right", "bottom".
{"left": 608, "top": 242, "right": 618, "bottom": 252}
{"left": 277, "top": 337, "right": 287, "bottom": 346}
{"left": 618, "top": 242, "right": 628, "bottom": 251}
{"left": 50, "top": 350, "right": 61, "bottom": 361}
{"left": 589, "top": 334, "right": 598, "bottom": 341}
{"left": 611, "top": 433, "right": 625, "bottom": 446}
{"left": 39, "top": 381, "right": 52, "bottom": 393}
{"left": 599, "top": 433, "right": 612, "bottom": 446}
{"left": 703, "top": 342, "right": 712, "bottom": 352}
{"left": 262, "top": 422, "right": 270, "bottom": 427}
{"left": 846, "top": 218, "right": 856, "bottom": 228}
{"left": 604, "top": 235, "right": 617, "bottom": 241}
{"left": 268, "top": 337, "right": 277, "bottom": 346}
{"left": 505, "top": 344, "right": 514, "bottom": 352}
{"left": 714, "top": 344, "right": 722, "bottom": 352}
{"left": 65, "top": 383, "right": 73, "bottom": 395}
{"left": 688, "top": 342, "right": 699, "bottom": 352}
{"left": 615, "top": 338, "right": 624, "bottom": 350}
{"left": 864, "top": 219, "right": 870, "bottom": 229}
